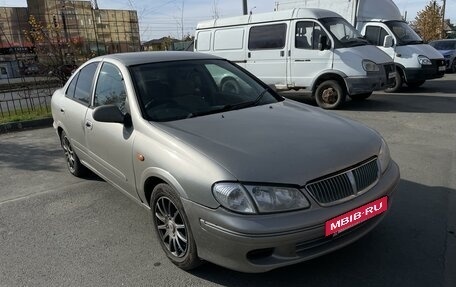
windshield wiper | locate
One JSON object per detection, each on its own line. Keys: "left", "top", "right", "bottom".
{"left": 186, "top": 88, "right": 270, "bottom": 118}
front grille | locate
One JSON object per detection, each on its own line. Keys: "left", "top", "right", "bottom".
{"left": 306, "top": 158, "right": 379, "bottom": 206}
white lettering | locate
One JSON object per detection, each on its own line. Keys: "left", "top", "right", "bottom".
{"left": 354, "top": 212, "right": 362, "bottom": 220}
{"left": 331, "top": 221, "right": 341, "bottom": 230}
{"left": 365, "top": 206, "right": 374, "bottom": 214}
{"left": 341, "top": 217, "right": 350, "bottom": 226}
{"left": 373, "top": 202, "right": 383, "bottom": 212}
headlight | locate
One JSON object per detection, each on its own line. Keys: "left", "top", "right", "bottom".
{"left": 378, "top": 138, "right": 391, "bottom": 174}
{"left": 213, "top": 183, "right": 310, "bottom": 214}
{"left": 418, "top": 55, "right": 432, "bottom": 65}
{"left": 212, "top": 183, "right": 255, "bottom": 214}
{"left": 362, "top": 60, "right": 380, "bottom": 72}
{"left": 244, "top": 185, "right": 310, "bottom": 213}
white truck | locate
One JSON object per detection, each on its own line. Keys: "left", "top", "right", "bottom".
{"left": 276, "top": 0, "right": 446, "bottom": 92}
{"left": 195, "top": 8, "right": 395, "bottom": 109}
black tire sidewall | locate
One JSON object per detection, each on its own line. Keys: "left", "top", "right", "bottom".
{"left": 315, "top": 80, "right": 345, "bottom": 109}
{"left": 150, "top": 183, "right": 200, "bottom": 270}
{"left": 60, "top": 130, "right": 85, "bottom": 177}
{"left": 385, "top": 69, "right": 403, "bottom": 93}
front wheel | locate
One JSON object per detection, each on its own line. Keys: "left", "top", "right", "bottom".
{"left": 314, "top": 80, "right": 346, "bottom": 109}
{"left": 349, "top": 92, "right": 372, "bottom": 101}
{"left": 385, "top": 69, "right": 403, "bottom": 93}
{"left": 151, "top": 183, "right": 201, "bottom": 270}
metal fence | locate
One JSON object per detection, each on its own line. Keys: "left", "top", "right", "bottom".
{"left": 0, "top": 77, "right": 61, "bottom": 120}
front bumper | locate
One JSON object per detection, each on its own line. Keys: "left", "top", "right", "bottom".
{"left": 404, "top": 59, "right": 446, "bottom": 82}
{"left": 344, "top": 63, "right": 395, "bottom": 95}
{"left": 183, "top": 161, "right": 400, "bottom": 273}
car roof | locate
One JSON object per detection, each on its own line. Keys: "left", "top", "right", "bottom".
{"left": 93, "top": 51, "right": 222, "bottom": 67}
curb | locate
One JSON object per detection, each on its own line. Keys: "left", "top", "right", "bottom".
{"left": 0, "top": 118, "right": 53, "bottom": 134}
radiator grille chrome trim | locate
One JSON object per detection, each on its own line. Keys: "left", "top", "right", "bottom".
{"left": 305, "top": 158, "right": 380, "bottom": 206}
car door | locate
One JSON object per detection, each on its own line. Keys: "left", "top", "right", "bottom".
{"left": 58, "top": 62, "right": 100, "bottom": 162}
{"left": 84, "top": 61, "right": 137, "bottom": 198}
{"left": 245, "top": 22, "right": 289, "bottom": 89}
{"left": 289, "top": 20, "right": 333, "bottom": 88}
{"left": 364, "top": 24, "right": 396, "bottom": 60}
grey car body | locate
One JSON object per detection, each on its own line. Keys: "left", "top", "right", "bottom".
{"left": 51, "top": 51, "right": 400, "bottom": 273}
{"left": 430, "top": 39, "right": 456, "bottom": 73}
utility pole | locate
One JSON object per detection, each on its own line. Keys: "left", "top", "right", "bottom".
{"left": 441, "top": 0, "right": 446, "bottom": 38}
{"left": 243, "top": 0, "right": 248, "bottom": 15}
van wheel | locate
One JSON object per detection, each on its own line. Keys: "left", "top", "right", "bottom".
{"left": 315, "top": 80, "right": 345, "bottom": 109}
{"left": 451, "top": 60, "right": 456, "bottom": 73}
{"left": 406, "top": 80, "right": 425, "bottom": 88}
{"left": 349, "top": 92, "right": 372, "bottom": 101}
{"left": 151, "top": 183, "right": 201, "bottom": 270}
{"left": 385, "top": 68, "right": 403, "bottom": 93}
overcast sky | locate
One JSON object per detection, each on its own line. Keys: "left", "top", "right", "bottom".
{"left": 2, "top": 0, "right": 455, "bottom": 41}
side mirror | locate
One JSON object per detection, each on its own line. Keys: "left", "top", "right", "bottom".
{"left": 318, "top": 35, "right": 329, "bottom": 51}
{"left": 93, "top": 105, "right": 125, "bottom": 124}
{"left": 383, "top": 35, "right": 393, "bottom": 48}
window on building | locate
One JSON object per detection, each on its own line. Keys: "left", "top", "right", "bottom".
{"left": 248, "top": 23, "right": 287, "bottom": 50}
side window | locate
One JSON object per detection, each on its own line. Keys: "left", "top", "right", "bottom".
{"left": 379, "top": 27, "right": 389, "bottom": 46}
{"left": 248, "top": 23, "right": 287, "bottom": 50}
{"left": 66, "top": 74, "right": 78, "bottom": 98}
{"left": 74, "top": 62, "right": 98, "bottom": 104}
{"left": 295, "top": 21, "right": 313, "bottom": 49}
{"left": 365, "top": 26, "right": 381, "bottom": 45}
{"left": 94, "top": 62, "right": 127, "bottom": 113}
{"left": 312, "top": 24, "right": 329, "bottom": 49}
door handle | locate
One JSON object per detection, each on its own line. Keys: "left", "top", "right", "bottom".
{"left": 60, "top": 108, "right": 65, "bottom": 113}
{"left": 248, "top": 52, "right": 251, "bottom": 58}
{"left": 85, "top": 121, "right": 93, "bottom": 130}
{"left": 280, "top": 50, "right": 285, "bottom": 57}
{"left": 295, "top": 59, "right": 311, "bottom": 62}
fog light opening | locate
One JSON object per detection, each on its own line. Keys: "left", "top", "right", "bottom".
{"left": 247, "top": 248, "right": 274, "bottom": 261}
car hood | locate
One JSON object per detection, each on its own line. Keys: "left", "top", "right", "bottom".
{"left": 397, "top": 44, "right": 444, "bottom": 60}
{"left": 337, "top": 45, "right": 393, "bottom": 64}
{"left": 155, "top": 100, "right": 381, "bottom": 185}
{"left": 437, "top": 49, "right": 455, "bottom": 57}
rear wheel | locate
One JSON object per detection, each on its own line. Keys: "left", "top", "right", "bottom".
{"left": 60, "top": 130, "right": 88, "bottom": 177}
{"left": 151, "top": 183, "right": 201, "bottom": 270}
{"left": 314, "top": 80, "right": 345, "bottom": 109}
{"left": 349, "top": 92, "right": 372, "bottom": 101}
{"left": 385, "top": 68, "right": 403, "bottom": 93}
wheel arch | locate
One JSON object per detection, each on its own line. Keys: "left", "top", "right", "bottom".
{"left": 311, "top": 72, "right": 347, "bottom": 97}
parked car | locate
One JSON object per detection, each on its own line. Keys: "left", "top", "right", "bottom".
{"left": 429, "top": 39, "right": 456, "bottom": 73}
{"left": 51, "top": 51, "right": 400, "bottom": 273}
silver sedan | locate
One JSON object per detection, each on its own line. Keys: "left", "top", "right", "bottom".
{"left": 51, "top": 51, "right": 400, "bottom": 273}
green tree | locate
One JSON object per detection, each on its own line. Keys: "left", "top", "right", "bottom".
{"left": 413, "top": 1, "right": 443, "bottom": 42}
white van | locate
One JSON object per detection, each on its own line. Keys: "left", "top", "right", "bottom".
{"left": 195, "top": 8, "right": 394, "bottom": 109}
{"left": 276, "top": 0, "right": 446, "bottom": 92}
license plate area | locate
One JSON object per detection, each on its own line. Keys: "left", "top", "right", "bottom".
{"left": 325, "top": 196, "right": 388, "bottom": 237}
{"left": 438, "top": 66, "right": 446, "bottom": 71}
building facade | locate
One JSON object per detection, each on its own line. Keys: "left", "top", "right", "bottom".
{"left": 0, "top": 0, "right": 140, "bottom": 77}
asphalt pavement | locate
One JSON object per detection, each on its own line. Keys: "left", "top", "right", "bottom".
{"left": 0, "top": 74, "right": 455, "bottom": 287}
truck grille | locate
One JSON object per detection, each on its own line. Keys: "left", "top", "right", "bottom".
{"left": 305, "top": 158, "right": 379, "bottom": 206}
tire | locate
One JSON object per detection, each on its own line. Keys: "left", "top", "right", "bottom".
{"left": 349, "top": 92, "right": 372, "bottom": 101}
{"left": 314, "top": 80, "right": 346, "bottom": 109}
{"left": 406, "top": 80, "right": 425, "bottom": 88}
{"left": 60, "top": 130, "right": 88, "bottom": 177}
{"left": 151, "top": 183, "right": 201, "bottom": 270}
{"left": 451, "top": 60, "right": 456, "bottom": 73}
{"left": 385, "top": 68, "right": 403, "bottom": 93}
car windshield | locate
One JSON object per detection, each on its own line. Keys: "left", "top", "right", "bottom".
{"left": 430, "top": 41, "right": 456, "bottom": 50}
{"left": 130, "top": 59, "right": 281, "bottom": 122}
{"left": 385, "top": 21, "right": 423, "bottom": 45}
{"left": 320, "top": 17, "right": 368, "bottom": 47}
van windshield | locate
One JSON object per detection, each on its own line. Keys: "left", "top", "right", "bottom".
{"left": 320, "top": 17, "right": 368, "bottom": 48}
{"left": 385, "top": 21, "right": 423, "bottom": 45}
